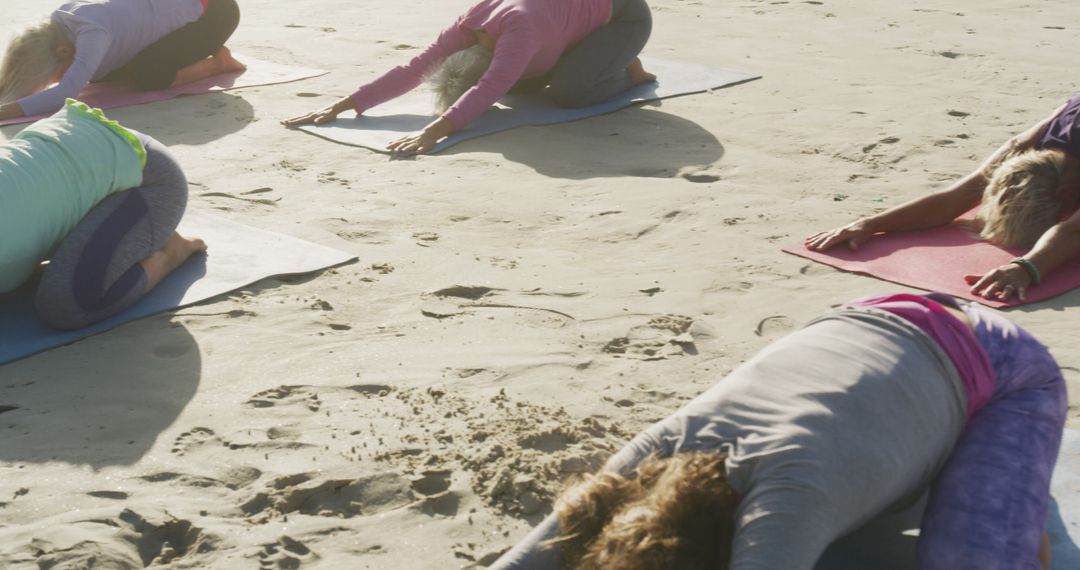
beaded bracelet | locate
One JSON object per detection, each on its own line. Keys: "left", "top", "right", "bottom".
{"left": 1010, "top": 257, "right": 1041, "bottom": 286}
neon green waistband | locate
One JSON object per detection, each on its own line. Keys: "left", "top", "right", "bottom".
{"left": 63, "top": 98, "right": 147, "bottom": 168}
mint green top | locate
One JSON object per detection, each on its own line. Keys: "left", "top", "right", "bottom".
{"left": 0, "top": 99, "right": 145, "bottom": 293}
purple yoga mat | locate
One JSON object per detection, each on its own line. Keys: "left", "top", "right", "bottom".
{"left": 784, "top": 216, "right": 1080, "bottom": 308}
{"left": 0, "top": 55, "right": 326, "bottom": 127}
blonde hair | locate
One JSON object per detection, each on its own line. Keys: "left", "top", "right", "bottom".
{"left": 425, "top": 45, "right": 492, "bottom": 114}
{"left": 549, "top": 453, "right": 739, "bottom": 570}
{"left": 0, "top": 20, "right": 69, "bottom": 106}
{"left": 976, "top": 148, "right": 1067, "bottom": 247}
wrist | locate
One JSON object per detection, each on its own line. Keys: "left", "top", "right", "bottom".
{"left": 334, "top": 97, "right": 355, "bottom": 114}
{"left": 428, "top": 116, "right": 456, "bottom": 138}
{"left": 858, "top": 216, "right": 881, "bottom": 232}
{"left": 1010, "top": 257, "right": 1041, "bottom": 285}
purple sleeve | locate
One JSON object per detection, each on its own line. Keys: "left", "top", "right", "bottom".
{"left": 441, "top": 20, "right": 536, "bottom": 130}
{"left": 349, "top": 21, "right": 475, "bottom": 115}
{"left": 17, "top": 25, "right": 110, "bottom": 116}
{"left": 1037, "top": 94, "right": 1080, "bottom": 156}
{"left": 917, "top": 365, "right": 1067, "bottom": 569}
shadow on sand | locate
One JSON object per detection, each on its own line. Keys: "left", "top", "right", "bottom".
{"left": 0, "top": 318, "right": 200, "bottom": 468}
{"left": 445, "top": 102, "right": 726, "bottom": 180}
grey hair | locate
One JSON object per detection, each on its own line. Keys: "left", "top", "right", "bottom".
{"left": 975, "top": 148, "right": 1067, "bottom": 248}
{"left": 0, "top": 19, "right": 69, "bottom": 106}
{"left": 425, "top": 45, "right": 493, "bottom": 114}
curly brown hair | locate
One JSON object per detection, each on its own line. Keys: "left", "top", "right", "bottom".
{"left": 548, "top": 452, "right": 739, "bottom": 570}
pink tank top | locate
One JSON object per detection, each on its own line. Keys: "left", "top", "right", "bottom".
{"left": 847, "top": 293, "right": 995, "bottom": 421}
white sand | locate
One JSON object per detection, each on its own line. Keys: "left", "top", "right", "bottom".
{"left": 2, "top": 0, "right": 1079, "bottom": 567}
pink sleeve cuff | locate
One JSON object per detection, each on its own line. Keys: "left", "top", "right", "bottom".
{"left": 350, "top": 92, "right": 366, "bottom": 115}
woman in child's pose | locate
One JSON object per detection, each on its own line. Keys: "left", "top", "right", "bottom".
{"left": 0, "top": 0, "right": 243, "bottom": 120}
{"left": 284, "top": 0, "right": 655, "bottom": 154}
{"left": 807, "top": 95, "right": 1080, "bottom": 303}
{"left": 1, "top": 100, "right": 206, "bottom": 329}
{"left": 493, "top": 292, "right": 1064, "bottom": 569}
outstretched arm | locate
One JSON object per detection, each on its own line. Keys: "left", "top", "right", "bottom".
{"left": 16, "top": 26, "right": 109, "bottom": 117}
{"left": 284, "top": 22, "right": 473, "bottom": 127}
{"left": 805, "top": 106, "right": 1063, "bottom": 251}
{"left": 387, "top": 23, "right": 535, "bottom": 155}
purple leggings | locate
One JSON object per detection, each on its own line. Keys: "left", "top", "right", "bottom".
{"left": 918, "top": 302, "right": 1067, "bottom": 569}
{"left": 34, "top": 137, "right": 188, "bottom": 330}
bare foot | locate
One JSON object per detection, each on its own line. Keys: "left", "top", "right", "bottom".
{"left": 212, "top": 46, "right": 247, "bottom": 74}
{"left": 171, "top": 46, "right": 246, "bottom": 86}
{"left": 628, "top": 57, "right": 657, "bottom": 85}
{"left": 139, "top": 232, "right": 208, "bottom": 291}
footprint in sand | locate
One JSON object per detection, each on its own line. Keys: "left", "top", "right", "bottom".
{"left": 246, "top": 386, "right": 321, "bottom": 413}
{"left": 799, "top": 263, "right": 835, "bottom": 277}
{"left": 241, "top": 473, "right": 414, "bottom": 520}
{"left": 678, "top": 166, "right": 722, "bottom": 183}
{"left": 602, "top": 315, "right": 697, "bottom": 360}
{"left": 116, "top": 509, "right": 216, "bottom": 566}
{"left": 411, "top": 471, "right": 452, "bottom": 496}
{"left": 345, "top": 384, "right": 395, "bottom": 398}
{"left": 518, "top": 429, "right": 576, "bottom": 453}
{"left": 755, "top": 315, "right": 796, "bottom": 339}
{"left": 171, "top": 427, "right": 223, "bottom": 456}
{"left": 412, "top": 490, "right": 460, "bottom": 518}
{"left": 256, "top": 535, "right": 317, "bottom": 569}
{"left": 140, "top": 471, "right": 227, "bottom": 489}
{"left": 707, "top": 280, "right": 754, "bottom": 293}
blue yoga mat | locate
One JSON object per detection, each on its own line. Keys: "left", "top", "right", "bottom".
{"left": 0, "top": 210, "right": 356, "bottom": 365}
{"left": 817, "top": 428, "right": 1080, "bottom": 569}
{"left": 294, "top": 58, "right": 759, "bottom": 154}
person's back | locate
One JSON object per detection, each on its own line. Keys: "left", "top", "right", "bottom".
{"left": 627, "top": 309, "right": 967, "bottom": 568}
{"left": 54, "top": 0, "right": 204, "bottom": 80}
{"left": 463, "top": 0, "right": 611, "bottom": 76}
{"left": 0, "top": 99, "right": 144, "bottom": 293}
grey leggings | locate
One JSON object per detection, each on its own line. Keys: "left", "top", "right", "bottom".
{"left": 515, "top": 0, "right": 652, "bottom": 108}
{"left": 34, "top": 137, "right": 188, "bottom": 330}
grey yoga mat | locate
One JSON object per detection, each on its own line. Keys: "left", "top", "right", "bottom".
{"left": 816, "top": 428, "right": 1080, "bottom": 569}
{"left": 0, "top": 210, "right": 356, "bottom": 365}
{"left": 294, "top": 57, "right": 759, "bottom": 154}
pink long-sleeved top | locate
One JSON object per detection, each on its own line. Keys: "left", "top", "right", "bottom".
{"left": 350, "top": 0, "right": 612, "bottom": 130}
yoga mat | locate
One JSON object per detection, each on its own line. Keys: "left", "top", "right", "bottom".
{"left": 783, "top": 215, "right": 1080, "bottom": 308}
{"left": 0, "top": 56, "right": 327, "bottom": 127}
{"left": 816, "top": 428, "right": 1080, "bottom": 569}
{"left": 294, "top": 57, "right": 759, "bottom": 154}
{"left": 0, "top": 210, "right": 355, "bottom": 365}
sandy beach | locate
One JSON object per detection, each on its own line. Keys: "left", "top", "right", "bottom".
{"left": 2, "top": 0, "right": 1079, "bottom": 567}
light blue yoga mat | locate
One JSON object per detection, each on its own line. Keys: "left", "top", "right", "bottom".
{"left": 0, "top": 210, "right": 356, "bottom": 365}
{"left": 817, "top": 428, "right": 1080, "bottom": 569}
{"left": 294, "top": 58, "right": 759, "bottom": 154}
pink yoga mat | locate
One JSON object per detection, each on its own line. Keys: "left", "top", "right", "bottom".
{"left": 783, "top": 216, "right": 1080, "bottom": 308}
{"left": 0, "top": 55, "right": 326, "bottom": 127}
